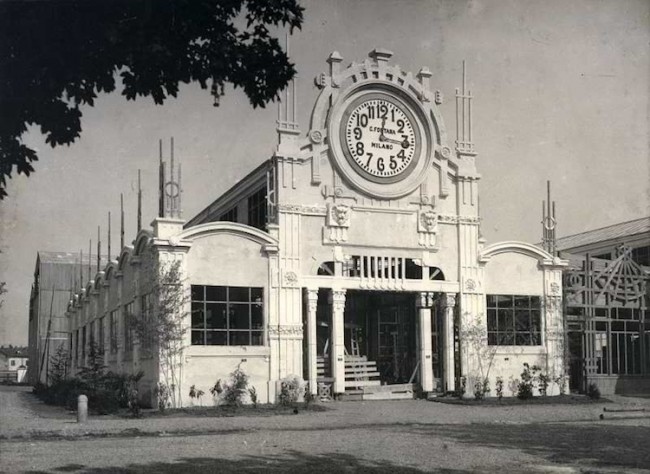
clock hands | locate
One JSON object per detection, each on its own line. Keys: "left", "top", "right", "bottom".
{"left": 378, "top": 118, "right": 411, "bottom": 149}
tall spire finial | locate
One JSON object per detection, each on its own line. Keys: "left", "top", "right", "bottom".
{"left": 120, "top": 193, "right": 125, "bottom": 250}
{"left": 276, "top": 32, "right": 299, "bottom": 137}
{"left": 137, "top": 169, "right": 142, "bottom": 232}
{"left": 541, "top": 180, "right": 557, "bottom": 256}
{"left": 97, "top": 226, "right": 101, "bottom": 273}
{"left": 107, "top": 212, "right": 111, "bottom": 261}
{"left": 88, "top": 239, "right": 91, "bottom": 282}
{"left": 455, "top": 60, "right": 475, "bottom": 156}
{"left": 158, "top": 138, "right": 182, "bottom": 218}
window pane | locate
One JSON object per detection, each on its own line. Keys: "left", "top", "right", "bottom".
{"left": 230, "top": 304, "right": 250, "bottom": 329}
{"left": 251, "top": 331, "right": 264, "bottom": 346}
{"left": 531, "top": 332, "right": 541, "bottom": 345}
{"left": 191, "top": 303, "right": 204, "bottom": 328}
{"left": 487, "top": 309, "right": 497, "bottom": 331}
{"left": 229, "top": 287, "right": 250, "bottom": 302}
{"left": 191, "top": 285, "right": 204, "bottom": 301}
{"left": 495, "top": 295, "right": 513, "bottom": 307}
{"left": 515, "top": 333, "right": 531, "bottom": 345}
{"left": 251, "top": 287, "right": 263, "bottom": 302}
{"left": 498, "top": 309, "right": 513, "bottom": 331}
{"left": 486, "top": 295, "right": 497, "bottom": 307}
{"left": 191, "top": 331, "right": 205, "bottom": 345}
{"left": 530, "top": 310, "right": 541, "bottom": 332}
{"left": 515, "top": 310, "right": 530, "bottom": 332}
{"left": 229, "top": 331, "right": 251, "bottom": 346}
{"left": 488, "top": 332, "right": 497, "bottom": 345}
{"left": 205, "top": 286, "right": 227, "bottom": 302}
{"left": 206, "top": 331, "right": 227, "bottom": 345}
{"left": 206, "top": 303, "right": 227, "bottom": 329}
{"left": 514, "top": 295, "right": 529, "bottom": 308}
{"left": 530, "top": 296, "right": 541, "bottom": 309}
{"left": 251, "top": 304, "right": 263, "bottom": 329}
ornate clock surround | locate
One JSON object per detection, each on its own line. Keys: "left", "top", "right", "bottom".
{"left": 328, "top": 80, "right": 434, "bottom": 199}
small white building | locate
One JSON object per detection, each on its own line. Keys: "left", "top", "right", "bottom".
{"left": 65, "top": 50, "right": 568, "bottom": 404}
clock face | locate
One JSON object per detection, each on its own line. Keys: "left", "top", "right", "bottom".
{"left": 342, "top": 96, "right": 419, "bottom": 181}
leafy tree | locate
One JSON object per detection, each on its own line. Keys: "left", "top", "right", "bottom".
{"left": 0, "top": 0, "right": 304, "bottom": 199}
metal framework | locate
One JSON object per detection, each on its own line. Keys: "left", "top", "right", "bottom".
{"left": 564, "top": 245, "right": 650, "bottom": 391}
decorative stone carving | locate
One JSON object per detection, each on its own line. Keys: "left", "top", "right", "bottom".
{"left": 465, "top": 278, "right": 477, "bottom": 292}
{"left": 435, "top": 90, "right": 443, "bottom": 105}
{"left": 438, "top": 214, "right": 481, "bottom": 225}
{"left": 283, "top": 271, "right": 298, "bottom": 287}
{"left": 329, "top": 289, "right": 347, "bottom": 312}
{"left": 268, "top": 325, "right": 304, "bottom": 337}
{"left": 326, "top": 204, "right": 351, "bottom": 243}
{"left": 442, "top": 293, "right": 456, "bottom": 309}
{"left": 277, "top": 203, "right": 327, "bottom": 215}
{"left": 550, "top": 282, "right": 560, "bottom": 295}
{"left": 306, "top": 289, "right": 318, "bottom": 313}
{"left": 440, "top": 146, "right": 452, "bottom": 159}
{"left": 417, "top": 292, "right": 435, "bottom": 308}
{"left": 309, "top": 130, "right": 324, "bottom": 144}
{"left": 418, "top": 210, "right": 438, "bottom": 248}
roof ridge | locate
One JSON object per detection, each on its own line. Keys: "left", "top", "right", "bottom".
{"left": 556, "top": 216, "right": 650, "bottom": 242}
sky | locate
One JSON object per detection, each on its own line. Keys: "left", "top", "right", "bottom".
{"left": 0, "top": 0, "right": 648, "bottom": 345}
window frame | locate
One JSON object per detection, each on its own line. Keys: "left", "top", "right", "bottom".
{"left": 486, "top": 294, "right": 542, "bottom": 347}
{"left": 190, "top": 285, "right": 264, "bottom": 347}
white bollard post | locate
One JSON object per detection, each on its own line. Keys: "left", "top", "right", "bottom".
{"left": 77, "top": 394, "right": 88, "bottom": 423}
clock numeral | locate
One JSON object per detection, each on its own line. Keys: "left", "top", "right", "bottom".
{"left": 354, "top": 127, "right": 362, "bottom": 140}
{"left": 397, "top": 149, "right": 406, "bottom": 160}
{"left": 356, "top": 142, "right": 364, "bottom": 156}
{"left": 356, "top": 114, "right": 368, "bottom": 127}
{"left": 377, "top": 157, "right": 385, "bottom": 172}
{"left": 391, "top": 109, "right": 395, "bottom": 123}
{"left": 397, "top": 119, "right": 405, "bottom": 133}
{"left": 389, "top": 156, "right": 398, "bottom": 170}
{"left": 379, "top": 104, "right": 388, "bottom": 120}
{"left": 365, "top": 153, "right": 373, "bottom": 167}
{"left": 368, "top": 107, "right": 375, "bottom": 120}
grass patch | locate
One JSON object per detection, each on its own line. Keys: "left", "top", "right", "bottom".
{"left": 430, "top": 394, "right": 611, "bottom": 406}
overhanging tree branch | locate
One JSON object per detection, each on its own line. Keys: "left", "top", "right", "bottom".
{"left": 0, "top": 0, "right": 304, "bottom": 199}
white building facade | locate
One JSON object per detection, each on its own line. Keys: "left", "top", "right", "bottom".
{"left": 66, "top": 50, "right": 568, "bottom": 404}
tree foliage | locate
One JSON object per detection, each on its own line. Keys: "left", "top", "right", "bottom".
{"left": 0, "top": 0, "right": 304, "bottom": 199}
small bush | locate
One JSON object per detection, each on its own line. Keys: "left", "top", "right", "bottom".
{"left": 517, "top": 363, "right": 540, "bottom": 400}
{"left": 587, "top": 382, "right": 601, "bottom": 400}
{"left": 538, "top": 373, "right": 549, "bottom": 396}
{"left": 473, "top": 378, "right": 490, "bottom": 401}
{"left": 248, "top": 386, "right": 258, "bottom": 408}
{"left": 278, "top": 375, "right": 304, "bottom": 406}
{"left": 458, "top": 376, "right": 467, "bottom": 399}
{"left": 222, "top": 364, "right": 249, "bottom": 406}
{"left": 495, "top": 376, "right": 504, "bottom": 401}
{"left": 154, "top": 382, "right": 171, "bottom": 412}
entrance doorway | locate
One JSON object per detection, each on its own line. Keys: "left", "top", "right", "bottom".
{"left": 343, "top": 291, "right": 417, "bottom": 385}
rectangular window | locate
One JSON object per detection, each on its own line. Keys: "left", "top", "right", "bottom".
{"left": 89, "top": 321, "right": 95, "bottom": 351}
{"left": 140, "top": 294, "right": 154, "bottom": 351}
{"left": 98, "top": 317, "right": 105, "bottom": 352}
{"left": 247, "top": 187, "right": 267, "bottom": 231}
{"left": 109, "top": 310, "right": 118, "bottom": 353}
{"left": 487, "top": 294, "right": 541, "bottom": 346}
{"left": 191, "top": 285, "right": 264, "bottom": 346}
{"left": 123, "top": 301, "right": 134, "bottom": 351}
{"left": 81, "top": 326, "right": 87, "bottom": 359}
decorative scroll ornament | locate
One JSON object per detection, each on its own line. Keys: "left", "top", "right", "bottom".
{"left": 550, "top": 282, "right": 560, "bottom": 295}
{"left": 309, "top": 130, "right": 324, "bottom": 144}
{"left": 417, "top": 292, "right": 435, "bottom": 308}
{"left": 465, "top": 278, "right": 477, "bottom": 292}
{"left": 326, "top": 204, "right": 351, "bottom": 243}
{"left": 418, "top": 210, "right": 438, "bottom": 248}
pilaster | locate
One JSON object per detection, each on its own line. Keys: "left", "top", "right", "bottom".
{"left": 306, "top": 288, "right": 319, "bottom": 396}
{"left": 441, "top": 293, "right": 457, "bottom": 392}
{"left": 416, "top": 292, "right": 435, "bottom": 392}
{"left": 329, "top": 289, "right": 346, "bottom": 394}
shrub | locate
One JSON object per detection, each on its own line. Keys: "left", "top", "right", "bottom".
{"left": 495, "top": 376, "right": 504, "bottom": 401}
{"left": 221, "top": 365, "right": 249, "bottom": 406}
{"left": 278, "top": 375, "right": 304, "bottom": 406}
{"left": 473, "top": 378, "right": 490, "bottom": 401}
{"left": 154, "top": 383, "right": 171, "bottom": 412}
{"left": 517, "top": 363, "right": 540, "bottom": 400}
{"left": 587, "top": 382, "right": 601, "bottom": 400}
{"left": 538, "top": 373, "right": 549, "bottom": 396}
{"left": 458, "top": 376, "right": 467, "bottom": 399}
{"left": 248, "top": 386, "right": 258, "bottom": 408}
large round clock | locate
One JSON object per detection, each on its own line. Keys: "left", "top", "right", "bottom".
{"left": 340, "top": 93, "right": 421, "bottom": 184}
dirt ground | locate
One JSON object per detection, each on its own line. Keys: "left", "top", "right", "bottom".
{"left": 1, "top": 385, "right": 649, "bottom": 473}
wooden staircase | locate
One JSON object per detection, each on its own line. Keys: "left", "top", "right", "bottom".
{"left": 317, "top": 355, "right": 416, "bottom": 400}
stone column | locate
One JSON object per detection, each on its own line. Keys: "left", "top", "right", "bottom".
{"left": 417, "top": 292, "right": 435, "bottom": 392}
{"left": 329, "top": 289, "right": 346, "bottom": 395}
{"left": 306, "top": 288, "right": 319, "bottom": 396}
{"left": 441, "top": 293, "right": 457, "bottom": 392}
